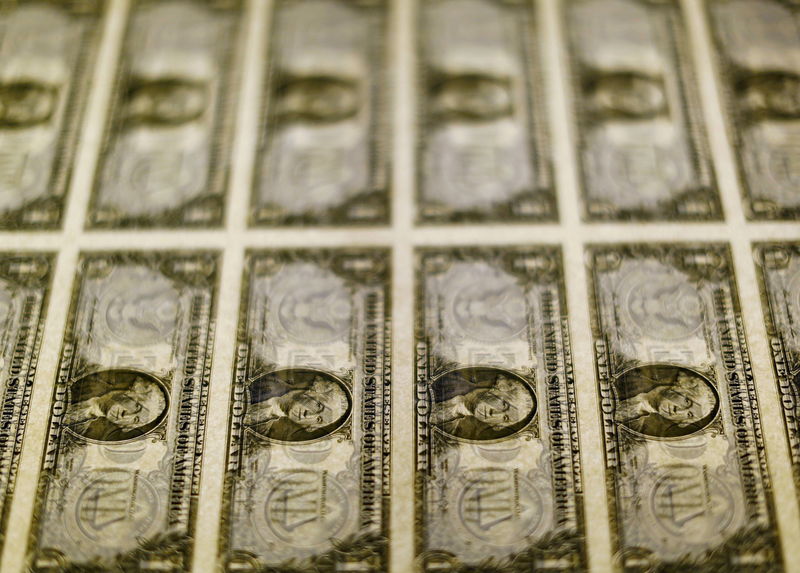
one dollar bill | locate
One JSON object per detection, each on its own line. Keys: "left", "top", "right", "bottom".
{"left": 28, "top": 251, "right": 218, "bottom": 572}
{"left": 588, "top": 244, "right": 782, "bottom": 571}
{"left": 565, "top": 0, "right": 721, "bottom": 221}
{"left": 250, "top": 0, "right": 389, "bottom": 226}
{"left": 0, "top": 254, "right": 53, "bottom": 549}
{"left": 220, "top": 249, "right": 391, "bottom": 571}
{"left": 88, "top": 0, "right": 244, "bottom": 228}
{"left": 415, "top": 247, "right": 585, "bottom": 570}
{"left": 706, "top": 0, "right": 800, "bottom": 220}
{"left": 0, "top": 0, "right": 102, "bottom": 229}
{"left": 417, "top": 0, "right": 554, "bottom": 223}
{"left": 755, "top": 244, "right": 800, "bottom": 498}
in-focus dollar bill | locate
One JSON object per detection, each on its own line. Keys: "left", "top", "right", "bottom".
{"left": 0, "top": 0, "right": 102, "bottom": 230}
{"left": 565, "top": 0, "right": 721, "bottom": 221}
{"left": 706, "top": 0, "right": 800, "bottom": 220}
{"left": 220, "top": 250, "right": 390, "bottom": 571}
{"left": 87, "top": 0, "right": 243, "bottom": 228}
{"left": 415, "top": 247, "right": 585, "bottom": 570}
{"left": 251, "top": 0, "right": 389, "bottom": 226}
{"left": 417, "top": 0, "right": 554, "bottom": 223}
{"left": 28, "top": 251, "right": 218, "bottom": 572}
{"left": 755, "top": 243, "right": 800, "bottom": 496}
{"left": 588, "top": 244, "right": 782, "bottom": 571}
{"left": 0, "top": 254, "right": 52, "bottom": 549}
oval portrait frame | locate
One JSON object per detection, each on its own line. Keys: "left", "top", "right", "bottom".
{"left": 65, "top": 368, "right": 170, "bottom": 444}
{"left": 429, "top": 366, "right": 537, "bottom": 443}
{"left": 612, "top": 363, "right": 721, "bottom": 441}
{"left": 245, "top": 368, "right": 353, "bottom": 444}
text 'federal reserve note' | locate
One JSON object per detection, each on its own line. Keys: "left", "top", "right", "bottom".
{"left": 417, "top": 0, "right": 554, "bottom": 224}
{"left": 28, "top": 251, "right": 218, "bottom": 572}
{"left": 251, "top": 0, "right": 389, "bottom": 226}
{"left": 0, "top": 0, "right": 102, "bottom": 229}
{"left": 220, "top": 250, "right": 391, "bottom": 571}
{"left": 706, "top": 0, "right": 800, "bottom": 220}
{"left": 755, "top": 243, "right": 800, "bottom": 499}
{"left": 0, "top": 254, "right": 53, "bottom": 549}
{"left": 88, "top": 0, "right": 243, "bottom": 228}
{"left": 588, "top": 244, "right": 782, "bottom": 571}
{"left": 565, "top": 0, "right": 720, "bottom": 221}
{"left": 415, "top": 247, "right": 585, "bottom": 571}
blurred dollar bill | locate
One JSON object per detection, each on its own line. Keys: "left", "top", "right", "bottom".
{"left": 251, "top": 0, "right": 389, "bottom": 226}
{"left": 415, "top": 247, "right": 585, "bottom": 570}
{"left": 28, "top": 252, "right": 218, "bottom": 572}
{"left": 565, "top": 0, "right": 721, "bottom": 221}
{"left": 88, "top": 0, "right": 243, "bottom": 228}
{"left": 417, "top": 0, "right": 554, "bottom": 223}
{"left": 0, "top": 0, "right": 101, "bottom": 229}
{"left": 588, "top": 244, "right": 782, "bottom": 571}
{"left": 706, "top": 0, "right": 800, "bottom": 220}
{"left": 220, "top": 250, "right": 390, "bottom": 571}
{"left": 0, "top": 254, "right": 52, "bottom": 549}
{"left": 755, "top": 243, "right": 800, "bottom": 497}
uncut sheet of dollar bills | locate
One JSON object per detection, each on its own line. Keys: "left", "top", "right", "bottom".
{"left": 0, "top": 0, "right": 800, "bottom": 571}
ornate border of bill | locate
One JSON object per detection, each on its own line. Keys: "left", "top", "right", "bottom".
{"left": 0, "top": 0, "right": 798, "bottom": 572}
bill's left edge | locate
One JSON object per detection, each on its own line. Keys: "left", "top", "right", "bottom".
{"left": 0, "top": 253, "right": 54, "bottom": 549}
{"left": 27, "top": 251, "right": 219, "bottom": 572}
{"left": 220, "top": 249, "right": 391, "bottom": 572}
{"left": 754, "top": 243, "right": 800, "bottom": 499}
{"left": 415, "top": 247, "right": 586, "bottom": 571}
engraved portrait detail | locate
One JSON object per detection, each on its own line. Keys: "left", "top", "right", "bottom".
{"left": 736, "top": 72, "right": 800, "bottom": 120}
{"left": 64, "top": 370, "right": 170, "bottom": 443}
{"left": 431, "top": 367, "right": 536, "bottom": 441}
{"left": 429, "top": 74, "right": 513, "bottom": 122}
{"left": 275, "top": 76, "right": 360, "bottom": 123}
{"left": 584, "top": 72, "right": 668, "bottom": 120}
{"left": 245, "top": 369, "right": 351, "bottom": 442}
{"left": 123, "top": 78, "right": 209, "bottom": 127}
{"left": 0, "top": 82, "right": 58, "bottom": 128}
{"left": 613, "top": 365, "right": 719, "bottom": 439}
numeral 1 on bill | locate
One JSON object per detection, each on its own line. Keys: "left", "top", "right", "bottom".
{"left": 587, "top": 244, "right": 782, "bottom": 571}
{"left": 755, "top": 244, "right": 800, "bottom": 497}
{"left": 706, "top": 0, "right": 800, "bottom": 220}
{"left": 88, "top": 0, "right": 244, "bottom": 228}
{"left": 564, "top": 0, "right": 721, "bottom": 221}
{"left": 250, "top": 0, "right": 389, "bottom": 226}
{"left": 415, "top": 247, "right": 585, "bottom": 571}
{"left": 220, "top": 250, "right": 391, "bottom": 571}
{"left": 0, "top": 254, "right": 53, "bottom": 550}
{"left": 28, "top": 252, "right": 218, "bottom": 572}
{"left": 0, "top": 1, "right": 102, "bottom": 229}
{"left": 416, "top": 0, "right": 554, "bottom": 223}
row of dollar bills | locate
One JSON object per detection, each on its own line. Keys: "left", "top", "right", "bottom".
{"left": 0, "top": 0, "right": 799, "bottom": 229}
{"left": 0, "top": 0, "right": 799, "bottom": 572}
{"left": 0, "top": 244, "right": 795, "bottom": 571}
